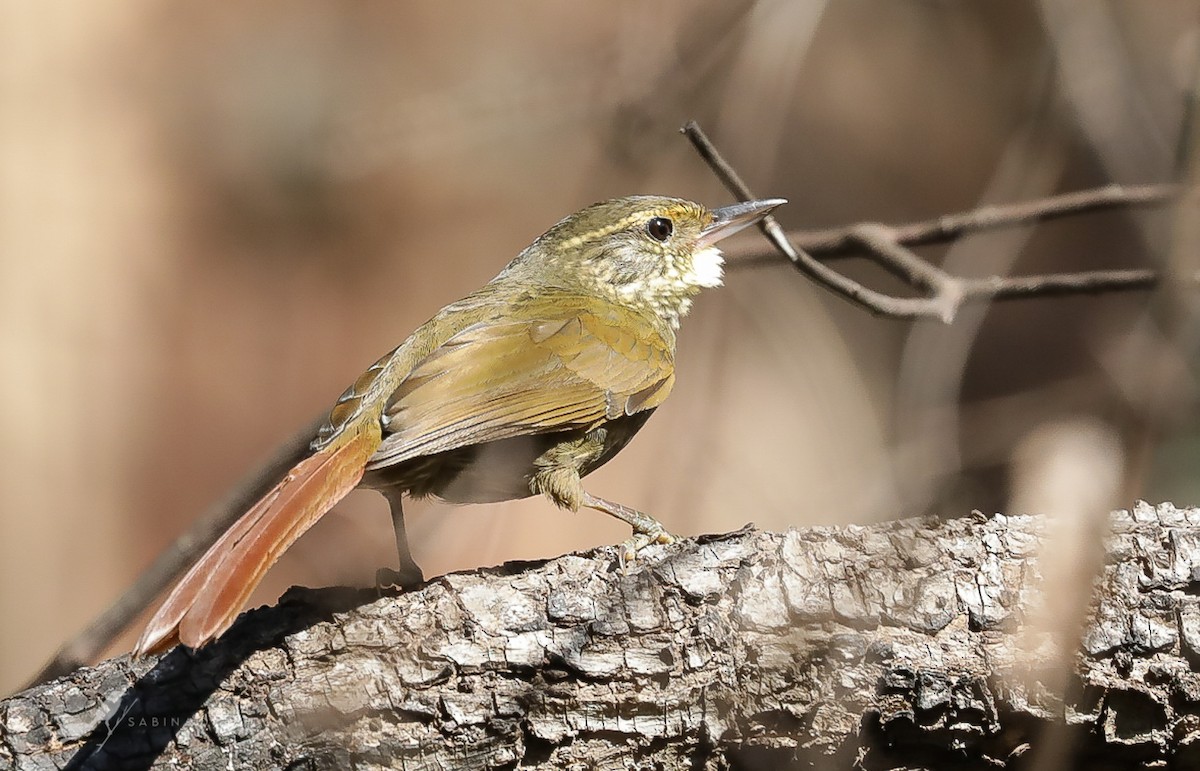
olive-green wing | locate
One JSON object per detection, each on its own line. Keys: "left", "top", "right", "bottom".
{"left": 366, "top": 307, "right": 674, "bottom": 470}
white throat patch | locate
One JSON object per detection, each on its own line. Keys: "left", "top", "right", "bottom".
{"left": 688, "top": 246, "right": 725, "bottom": 288}
{"left": 610, "top": 245, "right": 727, "bottom": 329}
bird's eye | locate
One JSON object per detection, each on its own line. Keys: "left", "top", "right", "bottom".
{"left": 646, "top": 217, "right": 673, "bottom": 242}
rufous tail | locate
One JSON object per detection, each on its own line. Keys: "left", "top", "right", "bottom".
{"left": 134, "top": 427, "right": 380, "bottom": 656}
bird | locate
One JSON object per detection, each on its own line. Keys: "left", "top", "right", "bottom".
{"left": 134, "top": 194, "right": 785, "bottom": 656}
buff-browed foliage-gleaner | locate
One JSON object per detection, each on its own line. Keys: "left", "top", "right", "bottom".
{"left": 135, "top": 195, "right": 785, "bottom": 656}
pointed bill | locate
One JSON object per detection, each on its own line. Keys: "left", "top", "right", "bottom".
{"left": 697, "top": 198, "right": 786, "bottom": 249}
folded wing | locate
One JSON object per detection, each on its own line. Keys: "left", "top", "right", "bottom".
{"left": 367, "top": 303, "right": 675, "bottom": 470}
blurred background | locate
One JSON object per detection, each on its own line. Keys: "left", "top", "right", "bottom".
{"left": 2, "top": 1, "right": 1198, "bottom": 695}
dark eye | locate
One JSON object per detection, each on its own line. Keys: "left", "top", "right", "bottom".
{"left": 646, "top": 217, "right": 673, "bottom": 242}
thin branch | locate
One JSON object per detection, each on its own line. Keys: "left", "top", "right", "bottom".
{"left": 682, "top": 120, "right": 1189, "bottom": 322}
{"left": 961, "top": 268, "right": 1159, "bottom": 300}
{"left": 682, "top": 121, "right": 940, "bottom": 319}
{"left": 728, "top": 182, "right": 1179, "bottom": 260}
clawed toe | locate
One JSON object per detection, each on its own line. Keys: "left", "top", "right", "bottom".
{"left": 376, "top": 565, "right": 424, "bottom": 593}
{"left": 616, "top": 529, "right": 676, "bottom": 572}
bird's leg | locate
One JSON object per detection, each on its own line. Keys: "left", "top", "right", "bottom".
{"left": 375, "top": 487, "right": 425, "bottom": 590}
{"left": 531, "top": 445, "right": 673, "bottom": 569}
{"left": 581, "top": 492, "right": 675, "bottom": 569}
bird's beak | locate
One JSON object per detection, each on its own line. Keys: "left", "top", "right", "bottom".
{"left": 697, "top": 198, "right": 787, "bottom": 248}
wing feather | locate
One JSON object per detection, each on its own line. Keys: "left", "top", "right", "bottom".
{"left": 368, "top": 306, "right": 674, "bottom": 470}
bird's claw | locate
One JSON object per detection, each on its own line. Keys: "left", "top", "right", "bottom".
{"left": 617, "top": 529, "right": 675, "bottom": 573}
{"left": 375, "top": 565, "right": 424, "bottom": 594}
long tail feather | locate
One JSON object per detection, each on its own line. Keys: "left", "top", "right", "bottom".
{"left": 134, "top": 428, "right": 379, "bottom": 656}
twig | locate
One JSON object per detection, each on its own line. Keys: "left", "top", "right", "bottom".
{"left": 726, "top": 183, "right": 1178, "bottom": 260}
{"left": 682, "top": 120, "right": 1188, "bottom": 322}
{"left": 960, "top": 268, "right": 1158, "bottom": 299}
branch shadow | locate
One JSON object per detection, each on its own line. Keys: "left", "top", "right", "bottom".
{"left": 62, "top": 585, "right": 375, "bottom": 771}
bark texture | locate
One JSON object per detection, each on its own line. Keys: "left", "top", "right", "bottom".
{"left": 5, "top": 502, "right": 1200, "bottom": 770}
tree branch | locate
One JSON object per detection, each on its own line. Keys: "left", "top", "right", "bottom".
{"left": 8, "top": 503, "right": 1200, "bottom": 770}
{"left": 683, "top": 120, "right": 1190, "bottom": 321}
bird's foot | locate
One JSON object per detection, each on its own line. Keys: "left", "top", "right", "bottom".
{"left": 579, "top": 491, "right": 675, "bottom": 572}
{"left": 617, "top": 527, "right": 675, "bottom": 572}
{"left": 375, "top": 564, "right": 424, "bottom": 594}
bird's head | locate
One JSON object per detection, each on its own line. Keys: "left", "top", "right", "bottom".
{"left": 505, "top": 195, "right": 785, "bottom": 327}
